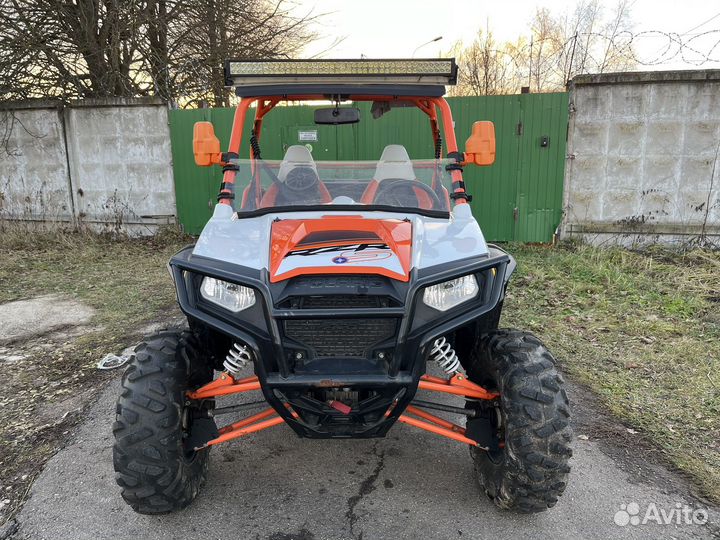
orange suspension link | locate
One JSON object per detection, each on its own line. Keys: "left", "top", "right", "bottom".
{"left": 187, "top": 373, "right": 261, "bottom": 400}
{"left": 402, "top": 373, "right": 498, "bottom": 448}
{"left": 187, "top": 370, "right": 498, "bottom": 449}
{"left": 188, "top": 373, "right": 285, "bottom": 449}
{"left": 398, "top": 407, "right": 485, "bottom": 448}
{"left": 404, "top": 405, "right": 465, "bottom": 433}
{"left": 200, "top": 411, "right": 285, "bottom": 449}
{"left": 218, "top": 407, "right": 279, "bottom": 435}
{"left": 418, "top": 373, "right": 499, "bottom": 400}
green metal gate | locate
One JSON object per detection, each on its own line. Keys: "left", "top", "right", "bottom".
{"left": 169, "top": 93, "right": 568, "bottom": 241}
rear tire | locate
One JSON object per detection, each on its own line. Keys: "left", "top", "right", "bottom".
{"left": 112, "top": 330, "right": 212, "bottom": 514}
{"left": 466, "top": 329, "right": 572, "bottom": 513}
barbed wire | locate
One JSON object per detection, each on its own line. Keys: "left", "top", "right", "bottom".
{"left": 458, "top": 29, "right": 720, "bottom": 67}
{"left": 597, "top": 29, "right": 720, "bottom": 66}
{"left": 449, "top": 26, "right": 720, "bottom": 96}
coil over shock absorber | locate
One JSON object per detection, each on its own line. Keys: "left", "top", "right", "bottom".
{"left": 430, "top": 336, "right": 461, "bottom": 374}
{"left": 224, "top": 342, "right": 253, "bottom": 377}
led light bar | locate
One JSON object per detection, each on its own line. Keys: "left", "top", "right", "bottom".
{"left": 224, "top": 59, "right": 458, "bottom": 87}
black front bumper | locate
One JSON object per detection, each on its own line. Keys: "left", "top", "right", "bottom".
{"left": 169, "top": 246, "right": 513, "bottom": 439}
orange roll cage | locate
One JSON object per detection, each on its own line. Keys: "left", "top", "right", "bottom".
{"left": 216, "top": 95, "right": 469, "bottom": 207}
{"left": 187, "top": 372, "right": 498, "bottom": 451}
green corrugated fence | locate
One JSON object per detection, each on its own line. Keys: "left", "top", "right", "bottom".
{"left": 169, "top": 93, "right": 568, "bottom": 241}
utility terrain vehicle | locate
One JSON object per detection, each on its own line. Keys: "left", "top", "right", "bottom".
{"left": 113, "top": 59, "right": 572, "bottom": 514}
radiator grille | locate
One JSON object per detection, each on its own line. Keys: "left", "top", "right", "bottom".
{"left": 284, "top": 318, "right": 396, "bottom": 357}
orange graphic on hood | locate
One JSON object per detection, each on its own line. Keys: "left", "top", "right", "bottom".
{"left": 269, "top": 216, "right": 412, "bottom": 283}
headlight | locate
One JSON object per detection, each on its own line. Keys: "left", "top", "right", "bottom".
{"left": 422, "top": 275, "right": 478, "bottom": 311}
{"left": 200, "top": 277, "right": 256, "bottom": 312}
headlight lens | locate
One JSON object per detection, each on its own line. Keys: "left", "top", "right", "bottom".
{"left": 200, "top": 277, "right": 256, "bottom": 312}
{"left": 422, "top": 275, "right": 479, "bottom": 311}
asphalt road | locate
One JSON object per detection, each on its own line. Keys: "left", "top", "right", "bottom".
{"left": 14, "top": 374, "right": 720, "bottom": 540}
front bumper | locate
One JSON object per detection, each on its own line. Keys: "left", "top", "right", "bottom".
{"left": 169, "top": 246, "right": 513, "bottom": 439}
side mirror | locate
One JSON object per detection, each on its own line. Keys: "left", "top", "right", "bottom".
{"left": 314, "top": 107, "right": 360, "bottom": 125}
{"left": 464, "top": 121, "right": 495, "bottom": 166}
{"left": 193, "top": 121, "right": 222, "bottom": 167}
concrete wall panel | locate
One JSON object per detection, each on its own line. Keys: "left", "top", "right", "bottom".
{"left": 65, "top": 100, "right": 176, "bottom": 231}
{"left": 0, "top": 105, "right": 74, "bottom": 222}
{"left": 1, "top": 98, "right": 175, "bottom": 234}
{"left": 563, "top": 70, "right": 720, "bottom": 244}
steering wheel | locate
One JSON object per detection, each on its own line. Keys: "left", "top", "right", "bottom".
{"left": 372, "top": 178, "right": 444, "bottom": 210}
{"left": 274, "top": 165, "right": 328, "bottom": 206}
{"left": 284, "top": 166, "right": 319, "bottom": 193}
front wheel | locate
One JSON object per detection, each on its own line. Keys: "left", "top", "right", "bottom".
{"left": 112, "top": 330, "right": 214, "bottom": 514}
{"left": 465, "top": 329, "right": 572, "bottom": 513}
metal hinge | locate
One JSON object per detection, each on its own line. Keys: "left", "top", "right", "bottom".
{"left": 513, "top": 207, "right": 519, "bottom": 221}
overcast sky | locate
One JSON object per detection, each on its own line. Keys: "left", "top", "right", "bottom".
{"left": 293, "top": 0, "right": 720, "bottom": 71}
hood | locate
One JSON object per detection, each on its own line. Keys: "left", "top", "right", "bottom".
{"left": 192, "top": 204, "right": 489, "bottom": 279}
{"left": 269, "top": 216, "right": 412, "bottom": 282}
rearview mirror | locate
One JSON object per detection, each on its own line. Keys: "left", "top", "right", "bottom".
{"left": 193, "top": 121, "right": 222, "bottom": 167}
{"left": 464, "top": 121, "right": 495, "bottom": 166}
{"left": 314, "top": 107, "right": 360, "bottom": 125}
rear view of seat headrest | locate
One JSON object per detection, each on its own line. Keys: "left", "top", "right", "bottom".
{"left": 278, "top": 145, "right": 317, "bottom": 182}
{"left": 374, "top": 145, "right": 415, "bottom": 181}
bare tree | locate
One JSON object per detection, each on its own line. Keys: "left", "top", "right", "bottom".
{"left": 0, "top": 0, "right": 146, "bottom": 100}
{"left": 527, "top": 8, "right": 567, "bottom": 92}
{"left": 448, "top": 0, "right": 637, "bottom": 96}
{"left": 168, "top": 0, "right": 319, "bottom": 107}
{"left": 451, "top": 28, "right": 515, "bottom": 96}
{"left": 144, "top": 0, "right": 173, "bottom": 99}
{"left": 597, "top": 0, "right": 635, "bottom": 73}
{"left": 567, "top": 0, "right": 603, "bottom": 78}
{"left": 0, "top": 0, "right": 319, "bottom": 105}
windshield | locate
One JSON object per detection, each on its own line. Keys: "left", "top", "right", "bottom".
{"left": 231, "top": 153, "right": 453, "bottom": 215}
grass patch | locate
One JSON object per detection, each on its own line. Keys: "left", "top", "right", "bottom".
{"left": 0, "top": 226, "right": 190, "bottom": 362}
{"left": 0, "top": 226, "right": 189, "bottom": 318}
{"left": 502, "top": 242, "right": 720, "bottom": 503}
